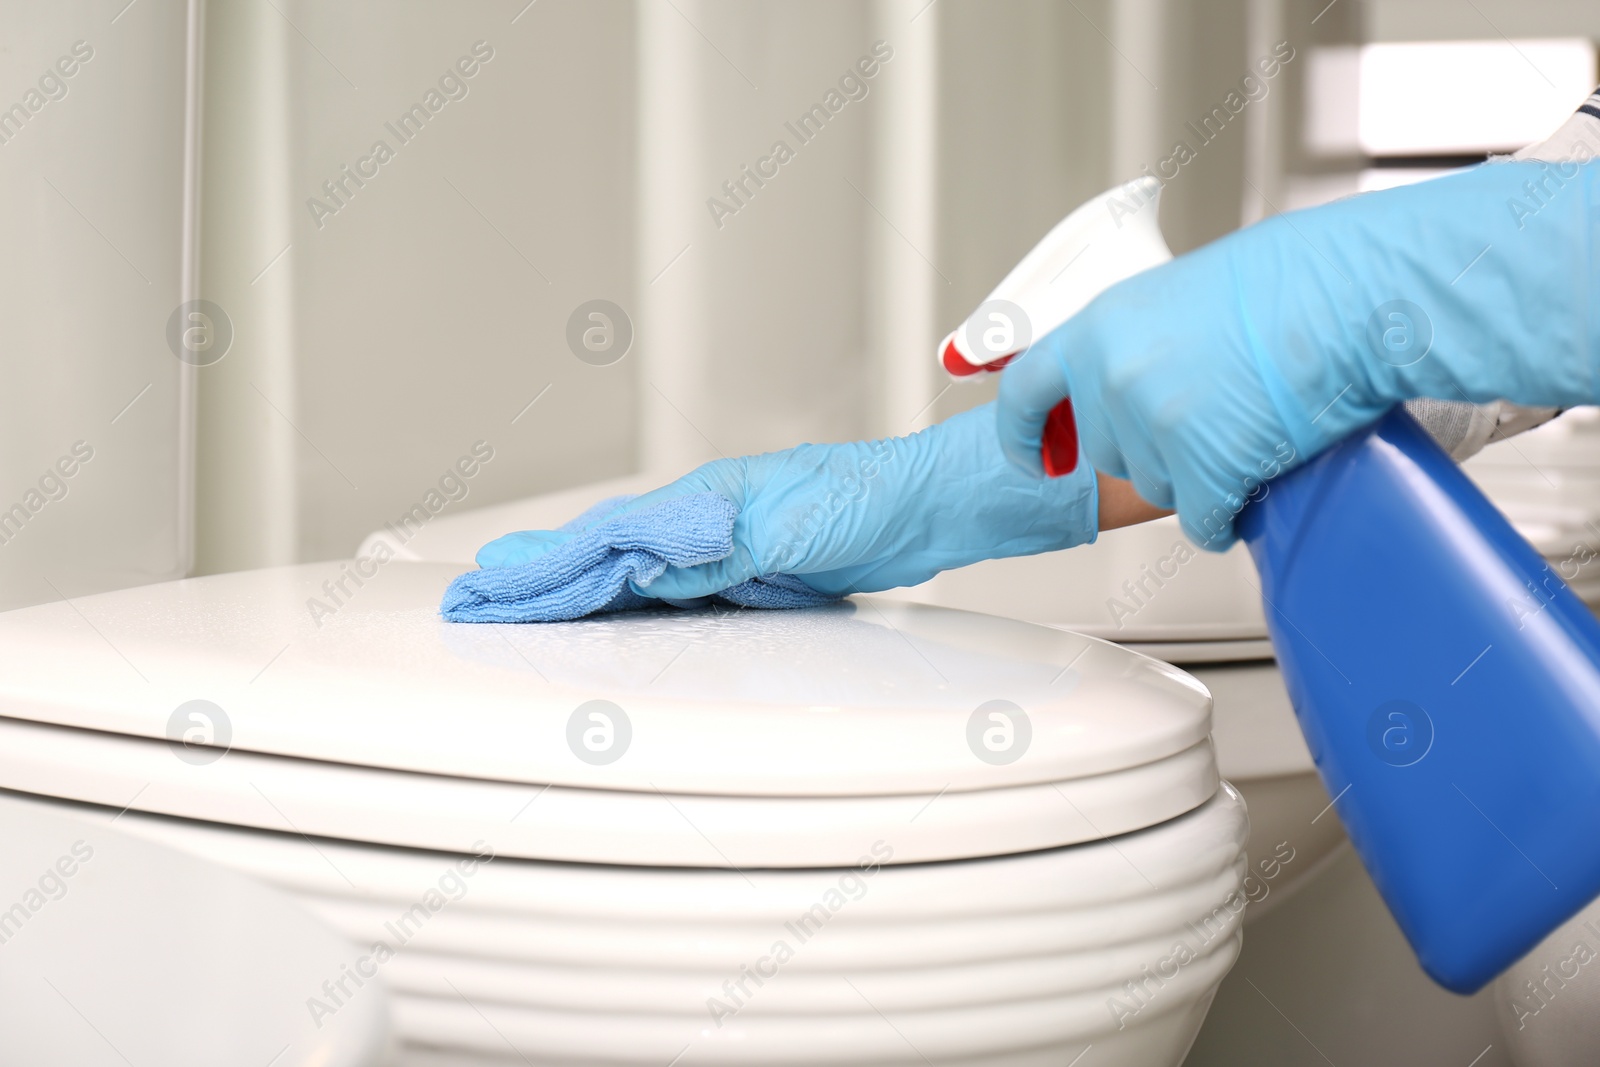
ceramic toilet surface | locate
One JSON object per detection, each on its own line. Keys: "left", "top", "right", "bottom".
{"left": 0, "top": 714, "right": 1216, "bottom": 867}
{"left": 0, "top": 561, "right": 1220, "bottom": 866}
{"left": 20, "top": 785, "right": 1250, "bottom": 1067}
{"left": 1117, "top": 637, "right": 1277, "bottom": 664}
{"left": 1183, "top": 661, "right": 1349, "bottom": 921}
{"left": 1186, "top": 661, "right": 1312, "bottom": 781}
{"left": 0, "top": 793, "right": 393, "bottom": 1067}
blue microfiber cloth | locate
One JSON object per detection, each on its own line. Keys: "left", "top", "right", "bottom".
{"left": 440, "top": 493, "right": 839, "bottom": 623}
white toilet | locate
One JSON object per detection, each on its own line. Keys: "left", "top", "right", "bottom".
{"left": 0, "top": 559, "right": 1248, "bottom": 1066}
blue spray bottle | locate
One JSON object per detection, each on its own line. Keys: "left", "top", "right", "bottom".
{"left": 946, "top": 178, "right": 1600, "bottom": 993}
{"left": 1236, "top": 407, "right": 1600, "bottom": 993}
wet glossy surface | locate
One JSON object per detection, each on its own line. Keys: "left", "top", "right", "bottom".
{"left": 0, "top": 562, "right": 1211, "bottom": 798}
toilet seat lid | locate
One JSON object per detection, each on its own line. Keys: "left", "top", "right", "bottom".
{"left": 0, "top": 562, "right": 1212, "bottom": 799}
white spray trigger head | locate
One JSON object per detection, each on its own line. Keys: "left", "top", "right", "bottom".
{"left": 941, "top": 176, "right": 1174, "bottom": 379}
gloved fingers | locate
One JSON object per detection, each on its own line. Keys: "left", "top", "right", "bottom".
{"left": 1069, "top": 399, "right": 1175, "bottom": 508}
{"left": 789, "top": 568, "right": 863, "bottom": 599}
{"left": 800, "top": 556, "right": 935, "bottom": 598}
{"left": 474, "top": 462, "right": 741, "bottom": 571}
{"left": 472, "top": 477, "right": 717, "bottom": 569}
{"left": 608, "top": 460, "right": 764, "bottom": 601}
{"left": 629, "top": 551, "right": 760, "bottom": 601}
{"left": 995, "top": 336, "right": 1076, "bottom": 477}
{"left": 475, "top": 528, "right": 576, "bottom": 568}
{"left": 1174, "top": 478, "right": 1242, "bottom": 551}
{"left": 1166, "top": 439, "right": 1266, "bottom": 551}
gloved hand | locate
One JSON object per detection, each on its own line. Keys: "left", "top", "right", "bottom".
{"left": 996, "top": 158, "right": 1600, "bottom": 549}
{"left": 475, "top": 402, "right": 1098, "bottom": 599}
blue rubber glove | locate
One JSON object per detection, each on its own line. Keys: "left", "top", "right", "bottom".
{"left": 997, "top": 159, "right": 1600, "bottom": 549}
{"left": 476, "top": 402, "right": 1098, "bottom": 599}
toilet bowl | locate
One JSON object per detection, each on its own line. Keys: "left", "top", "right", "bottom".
{"left": 0, "top": 792, "right": 395, "bottom": 1067}
{"left": 0, "top": 561, "right": 1248, "bottom": 1066}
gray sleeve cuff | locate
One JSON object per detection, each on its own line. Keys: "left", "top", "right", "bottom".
{"left": 1404, "top": 397, "right": 1562, "bottom": 461}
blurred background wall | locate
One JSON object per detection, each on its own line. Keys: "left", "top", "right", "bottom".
{"left": 194, "top": 0, "right": 640, "bottom": 571}
{"left": 0, "top": 0, "right": 1315, "bottom": 592}
{"left": 189, "top": 0, "right": 1296, "bottom": 575}
{"left": 4, "top": 0, "right": 1599, "bottom": 592}
{"left": 0, "top": 0, "right": 194, "bottom": 609}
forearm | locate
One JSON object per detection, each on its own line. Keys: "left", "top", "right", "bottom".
{"left": 1097, "top": 471, "right": 1171, "bottom": 529}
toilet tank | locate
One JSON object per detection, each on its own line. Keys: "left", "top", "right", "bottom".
{"left": 0, "top": 0, "right": 199, "bottom": 611}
